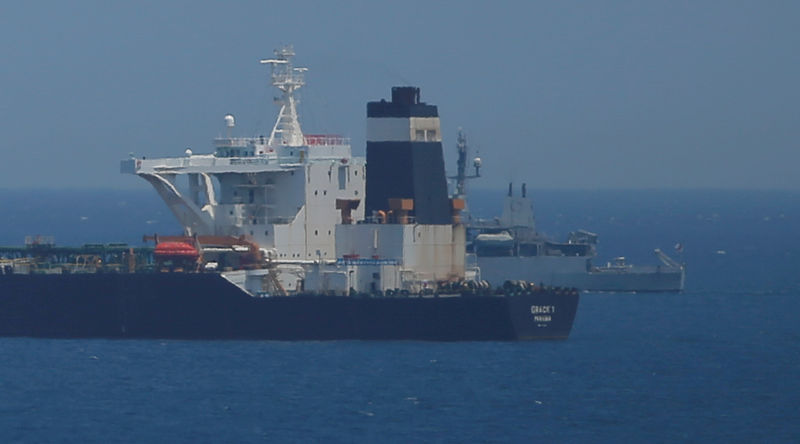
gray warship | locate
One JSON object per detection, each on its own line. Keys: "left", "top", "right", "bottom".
{"left": 451, "top": 130, "right": 686, "bottom": 292}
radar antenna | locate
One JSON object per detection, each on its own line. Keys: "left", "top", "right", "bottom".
{"left": 260, "top": 45, "right": 307, "bottom": 147}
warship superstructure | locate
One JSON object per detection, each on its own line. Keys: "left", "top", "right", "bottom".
{"left": 451, "top": 130, "right": 685, "bottom": 292}
{"left": 0, "top": 47, "right": 578, "bottom": 340}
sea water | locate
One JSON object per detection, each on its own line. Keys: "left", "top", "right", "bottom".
{"left": 0, "top": 189, "right": 798, "bottom": 442}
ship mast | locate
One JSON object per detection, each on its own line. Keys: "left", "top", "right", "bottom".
{"left": 260, "top": 45, "right": 307, "bottom": 147}
{"left": 451, "top": 127, "right": 481, "bottom": 200}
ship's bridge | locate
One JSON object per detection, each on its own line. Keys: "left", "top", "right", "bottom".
{"left": 119, "top": 133, "right": 365, "bottom": 262}
{"left": 212, "top": 134, "right": 351, "bottom": 159}
{"left": 119, "top": 47, "right": 366, "bottom": 262}
{"left": 121, "top": 134, "right": 353, "bottom": 176}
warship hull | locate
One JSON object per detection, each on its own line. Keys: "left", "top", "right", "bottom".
{"left": 477, "top": 256, "right": 684, "bottom": 293}
{"left": 0, "top": 273, "right": 578, "bottom": 341}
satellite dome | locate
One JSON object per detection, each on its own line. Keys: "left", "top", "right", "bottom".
{"left": 224, "top": 114, "right": 235, "bottom": 128}
{"left": 185, "top": 148, "right": 193, "bottom": 157}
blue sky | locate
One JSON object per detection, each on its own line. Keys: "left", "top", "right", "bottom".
{"left": 1, "top": 1, "right": 798, "bottom": 189}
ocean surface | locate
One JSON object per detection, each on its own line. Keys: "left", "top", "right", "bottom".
{"left": 0, "top": 188, "right": 798, "bottom": 442}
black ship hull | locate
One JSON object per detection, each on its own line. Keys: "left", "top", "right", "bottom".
{"left": 0, "top": 273, "right": 578, "bottom": 341}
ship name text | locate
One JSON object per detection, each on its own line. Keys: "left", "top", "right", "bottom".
{"left": 531, "top": 305, "right": 556, "bottom": 314}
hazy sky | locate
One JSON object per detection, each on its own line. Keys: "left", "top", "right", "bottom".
{"left": 1, "top": 1, "right": 798, "bottom": 190}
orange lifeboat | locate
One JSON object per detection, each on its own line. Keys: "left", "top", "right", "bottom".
{"left": 154, "top": 242, "right": 200, "bottom": 260}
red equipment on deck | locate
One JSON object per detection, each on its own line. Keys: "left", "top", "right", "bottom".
{"left": 153, "top": 242, "right": 200, "bottom": 260}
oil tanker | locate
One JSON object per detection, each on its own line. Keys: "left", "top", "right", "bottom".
{"left": 0, "top": 46, "right": 579, "bottom": 341}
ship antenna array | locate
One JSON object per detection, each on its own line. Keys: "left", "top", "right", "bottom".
{"left": 450, "top": 127, "right": 482, "bottom": 200}
{"left": 260, "top": 45, "right": 307, "bottom": 147}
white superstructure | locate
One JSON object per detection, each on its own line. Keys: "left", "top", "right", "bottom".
{"left": 121, "top": 46, "right": 466, "bottom": 296}
{"left": 122, "top": 46, "right": 364, "bottom": 263}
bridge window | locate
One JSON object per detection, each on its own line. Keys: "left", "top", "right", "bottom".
{"left": 338, "top": 166, "right": 346, "bottom": 190}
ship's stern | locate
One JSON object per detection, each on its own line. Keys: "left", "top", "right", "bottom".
{"left": 506, "top": 289, "right": 579, "bottom": 340}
